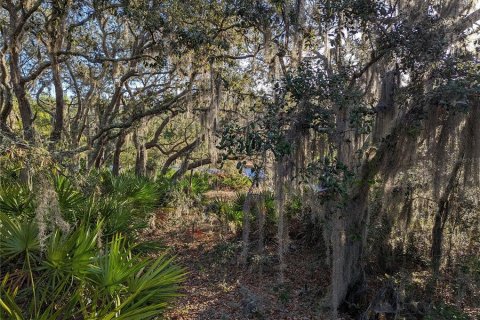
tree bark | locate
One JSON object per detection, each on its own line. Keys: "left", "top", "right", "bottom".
{"left": 112, "top": 132, "right": 126, "bottom": 176}
{"left": 134, "top": 130, "right": 147, "bottom": 177}
{"left": 0, "top": 52, "right": 13, "bottom": 131}
{"left": 160, "top": 138, "right": 200, "bottom": 176}
{"left": 49, "top": 54, "right": 65, "bottom": 145}
{"left": 48, "top": 1, "right": 69, "bottom": 146}
{"left": 257, "top": 194, "right": 266, "bottom": 256}
{"left": 329, "top": 105, "right": 419, "bottom": 312}
{"left": 431, "top": 146, "right": 465, "bottom": 277}
{"left": 4, "top": 1, "right": 43, "bottom": 143}
{"left": 239, "top": 188, "right": 253, "bottom": 265}
{"left": 9, "top": 47, "right": 35, "bottom": 142}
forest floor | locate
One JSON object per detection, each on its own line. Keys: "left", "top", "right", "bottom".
{"left": 146, "top": 204, "right": 480, "bottom": 320}
{"left": 148, "top": 209, "right": 333, "bottom": 320}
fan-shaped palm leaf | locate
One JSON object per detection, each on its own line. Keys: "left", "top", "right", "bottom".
{"left": 0, "top": 183, "right": 34, "bottom": 218}
{"left": 0, "top": 213, "right": 39, "bottom": 264}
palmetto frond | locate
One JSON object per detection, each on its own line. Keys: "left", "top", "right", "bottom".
{"left": 0, "top": 183, "right": 34, "bottom": 218}
{"left": 0, "top": 213, "right": 39, "bottom": 265}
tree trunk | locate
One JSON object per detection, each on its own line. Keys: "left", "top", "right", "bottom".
{"left": 330, "top": 183, "right": 370, "bottom": 314}
{"left": 373, "top": 69, "right": 400, "bottom": 142}
{"left": 276, "top": 160, "right": 288, "bottom": 283}
{"left": 239, "top": 189, "right": 253, "bottom": 265}
{"left": 0, "top": 88, "right": 13, "bottom": 130}
{"left": 431, "top": 200, "right": 448, "bottom": 276}
{"left": 431, "top": 152, "right": 464, "bottom": 277}
{"left": 134, "top": 130, "right": 147, "bottom": 177}
{"left": 9, "top": 46, "right": 35, "bottom": 142}
{"left": 48, "top": 1, "right": 68, "bottom": 146}
{"left": 135, "top": 145, "right": 147, "bottom": 177}
{"left": 0, "top": 53, "right": 13, "bottom": 131}
{"left": 112, "top": 132, "right": 126, "bottom": 176}
{"left": 329, "top": 60, "right": 400, "bottom": 314}
{"left": 94, "top": 146, "right": 105, "bottom": 169}
{"left": 49, "top": 53, "right": 65, "bottom": 145}
{"left": 257, "top": 194, "right": 266, "bottom": 256}
{"left": 161, "top": 137, "right": 200, "bottom": 176}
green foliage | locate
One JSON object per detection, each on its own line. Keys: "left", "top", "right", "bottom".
{"left": 1, "top": 0, "right": 478, "bottom": 317}
{"left": 427, "top": 59, "right": 480, "bottom": 112}
{"left": 424, "top": 303, "right": 470, "bottom": 320}
{"left": 0, "top": 213, "right": 39, "bottom": 266}
{"left": 218, "top": 59, "right": 370, "bottom": 163}
{"left": 91, "top": 196, "right": 148, "bottom": 239}
{"left": 218, "top": 174, "right": 251, "bottom": 190}
{"left": 100, "top": 172, "right": 160, "bottom": 213}
{"left": 304, "top": 157, "right": 355, "bottom": 203}
{"left": 41, "top": 223, "right": 99, "bottom": 284}
{"left": 0, "top": 169, "right": 185, "bottom": 319}
{"left": 349, "top": 105, "right": 375, "bottom": 134}
{"left": 286, "top": 195, "right": 303, "bottom": 218}
{"left": 207, "top": 191, "right": 279, "bottom": 234}
{"left": 53, "top": 175, "right": 85, "bottom": 222}
{"left": 252, "top": 191, "right": 277, "bottom": 234}
{"left": 219, "top": 118, "right": 294, "bottom": 161}
{"left": 155, "top": 173, "right": 175, "bottom": 205}
{"left": 0, "top": 183, "right": 34, "bottom": 218}
{"left": 211, "top": 241, "right": 242, "bottom": 266}
{"left": 176, "top": 172, "right": 211, "bottom": 196}
{"left": 210, "top": 196, "right": 243, "bottom": 227}
{"left": 61, "top": 171, "right": 163, "bottom": 245}
{"left": 0, "top": 214, "right": 185, "bottom": 320}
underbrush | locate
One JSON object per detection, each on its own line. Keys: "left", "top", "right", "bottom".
{"left": 424, "top": 303, "right": 470, "bottom": 320}
{"left": 0, "top": 171, "right": 185, "bottom": 319}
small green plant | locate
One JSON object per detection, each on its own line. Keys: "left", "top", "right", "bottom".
{"left": 176, "top": 172, "right": 211, "bottom": 196}
{"left": 274, "top": 284, "right": 292, "bottom": 305}
{"left": 0, "top": 212, "right": 39, "bottom": 267}
{"left": 0, "top": 182, "right": 34, "bottom": 218}
{"left": 425, "top": 303, "right": 469, "bottom": 320}
{"left": 54, "top": 175, "right": 85, "bottom": 222}
{"left": 286, "top": 195, "right": 303, "bottom": 218}
{"left": 229, "top": 191, "right": 277, "bottom": 236}
{"left": 212, "top": 241, "right": 242, "bottom": 265}
{"left": 100, "top": 172, "right": 160, "bottom": 212}
{"left": 220, "top": 174, "right": 251, "bottom": 190}
{"left": 211, "top": 197, "right": 243, "bottom": 227}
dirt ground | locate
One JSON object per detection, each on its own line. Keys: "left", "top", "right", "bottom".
{"left": 148, "top": 213, "right": 331, "bottom": 320}
{"left": 146, "top": 209, "right": 479, "bottom": 320}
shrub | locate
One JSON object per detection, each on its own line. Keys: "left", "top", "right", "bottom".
{"left": 56, "top": 172, "right": 161, "bottom": 245}
{"left": 176, "top": 172, "right": 211, "bottom": 196}
{"left": 0, "top": 182, "right": 34, "bottom": 218}
{"left": 210, "top": 197, "right": 243, "bottom": 228}
{"left": 424, "top": 303, "right": 469, "bottom": 320}
{"left": 100, "top": 172, "right": 160, "bottom": 212}
{"left": 0, "top": 214, "right": 185, "bottom": 320}
{"left": 54, "top": 175, "right": 85, "bottom": 222}
{"left": 219, "top": 174, "right": 251, "bottom": 190}
{"left": 0, "top": 171, "right": 185, "bottom": 319}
